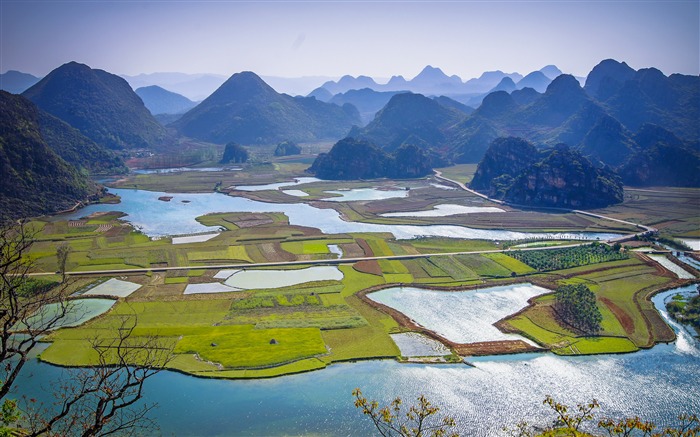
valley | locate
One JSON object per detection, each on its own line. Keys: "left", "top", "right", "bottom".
{"left": 20, "top": 157, "right": 697, "bottom": 378}
{"left": 1, "top": 19, "right": 698, "bottom": 432}
{"left": 9, "top": 156, "right": 700, "bottom": 435}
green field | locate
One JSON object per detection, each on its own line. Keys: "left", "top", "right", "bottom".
{"left": 28, "top": 170, "right": 698, "bottom": 377}
{"left": 499, "top": 256, "right": 679, "bottom": 355}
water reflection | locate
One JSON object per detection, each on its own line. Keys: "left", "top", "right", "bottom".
{"left": 61, "top": 188, "right": 621, "bottom": 242}
{"left": 11, "top": 287, "right": 700, "bottom": 436}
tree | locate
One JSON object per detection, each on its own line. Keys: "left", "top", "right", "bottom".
{"left": 554, "top": 284, "right": 603, "bottom": 334}
{"left": 0, "top": 220, "right": 171, "bottom": 436}
{"left": 0, "top": 220, "right": 69, "bottom": 402}
{"left": 56, "top": 243, "right": 71, "bottom": 283}
{"left": 220, "top": 142, "right": 248, "bottom": 164}
{"left": 23, "top": 315, "right": 172, "bottom": 436}
{"left": 352, "top": 388, "right": 457, "bottom": 437}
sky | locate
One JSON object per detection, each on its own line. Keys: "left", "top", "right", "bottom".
{"left": 1, "top": 0, "right": 698, "bottom": 81}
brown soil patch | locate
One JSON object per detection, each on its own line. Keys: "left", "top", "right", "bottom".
{"left": 453, "top": 340, "right": 542, "bottom": 356}
{"left": 339, "top": 242, "right": 365, "bottom": 258}
{"left": 259, "top": 242, "right": 296, "bottom": 262}
{"left": 600, "top": 297, "right": 635, "bottom": 335}
{"left": 356, "top": 239, "right": 373, "bottom": 257}
{"left": 354, "top": 260, "right": 383, "bottom": 276}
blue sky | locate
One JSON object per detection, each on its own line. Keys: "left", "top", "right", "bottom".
{"left": 1, "top": 1, "right": 698, "bottom": 79}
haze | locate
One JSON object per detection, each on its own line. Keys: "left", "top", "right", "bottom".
{"left": 1, "top": 0, "right": 698, "bottom": 80}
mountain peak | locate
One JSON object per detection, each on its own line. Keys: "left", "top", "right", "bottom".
{"left": 476, "top": 90, "right": 518, "bottom": 117}
{"left": 414, "top": 65, "right": 452, "bottom": 81}
{"left": 539, "top": 65, "right": 563, "bottom": 79}
{"left": 517, "top": 71, "right": 552, "bottom": 93}
{"left": 545, "top": 74, "right": 584, "bottom": 95}
{"left": 22, "top": 61, "right": 165, "bottom": 149}
{"left": 584, "top": 59, "right": 636, "bottom": 99}
{"left": 173, "top": 71, "right": 359, "bottom": 144}
{"left": 206, "top": 71, "right": 276, "bottom": 104}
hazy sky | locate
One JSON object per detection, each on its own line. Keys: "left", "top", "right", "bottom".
{"left": 1, "top": 1, "right": 698, "bottom": 80}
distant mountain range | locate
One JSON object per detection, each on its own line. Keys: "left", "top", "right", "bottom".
{"left": 23, "top": 62, "right": 167, "bottom": 150}
{"left": 309, "top": 64, "right": 582, "bottom": 101}
{"left": 135, "top": 85, "right": 197, "bottom": 115}
{"left": 328, "top": 59, "right": 699, "bottom": 187}
{"left": 122, "top": 72, "right": 227, "bottom": 101}
{"left": 171, "top": 71, "right": 360, "bottom": 145}
{"left": 0, "top": 70, "right": 41, "bottom": 94}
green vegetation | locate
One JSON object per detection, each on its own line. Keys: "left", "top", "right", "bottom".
{"left": 509, "top": 243, "right": 627, "bottom": 271}
{"left": 174, "top": 325, "right": 327, "bottom": 368}
{"left": 500, "top": 257, "right": 677, "bottom": 355}
{"left": 309, "top": 138, "right": 433, "bottom": 180}
{"left": 471, "top": 139, "right": 624, "bottom": 208}
{"left": 220, "top": 141, "right": 248, "bottom": 164}
{"left": 666, "top": 291, "right": 700, "bottom": 334}
{"left": 18, "top": 160, "right": 694, "bottom": 377}
{"left": 0, "top": 91, "right": 95, "bottom": 219}
{"left": 555, "top": 284, "right": 603, "bottom": 334}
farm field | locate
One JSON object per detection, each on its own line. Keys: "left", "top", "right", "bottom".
{"left": 28, "top": 167, "right": 700, "bottom": 379}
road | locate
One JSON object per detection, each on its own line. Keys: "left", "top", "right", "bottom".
{"left": 31, "top": 172, "right": 660, "bottom": 278}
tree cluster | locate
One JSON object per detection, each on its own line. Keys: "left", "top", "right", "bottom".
{"left": 274, "top": 140, "right": 301, "bottom": 157}
{"left": 220, "top": 142, "right": 249, "bottom": 164}
{"left": 666, "top": 292, "right": 700, "bottom": 332}
{"left": 554, "top": 284, "right": 603, "bottom": 334}
{"left": 509, "top": 243, "right": 627, "bottom": 272}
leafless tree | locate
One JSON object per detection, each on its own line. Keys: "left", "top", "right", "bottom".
{"left": 0, "top": 220, "right": 71, "bottom": 401}
{"left": 0, "top": 220, "right": 172, "bottom": 435}
{"left": 24, "top": 315, "right": 172, "bottom": 437}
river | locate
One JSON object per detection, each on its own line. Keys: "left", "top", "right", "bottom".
{"left": 60, "top": 188, "right": 621, "bottom": 241}
{"left": 13, "top": 286, "right": 700, "bottom": 436}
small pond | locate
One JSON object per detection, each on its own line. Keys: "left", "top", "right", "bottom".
{"left": 281, "top": 189, "right": 309, "bottom": 197}
{"left": 132, "top": 167, "right": 241, "bottom": 174}
{"left": 18, "top": 298, "right": 115, "bottom": 331}
{"left": 648, "top": 255, "right": 695, "bottom": 279}
{"left": 322, "top": 187, "right": 409, "bottom": 202}
{"left": 381, "top": 203, "right": 505, "bottom": 217}
{"left": 677, "top": 238, "right": 700, "bottom": 251}
{"left": 223, "top": 266, "right": 344, "bottom": 290}
{"left": 80, "top": 278, "right": 142, "bottom": 298}
{"left": 171, "top": 233, "right": 220, "bottom": 245}
{"left": 368, "top": 284, "right": 550, "bottom": 344}
{"left": 232, "top": 177, "right": 320, "bottom": 191}
{"left": 390, "top": 332, "right": 451, "bottom": 357}
{"left": 328, "top": 244, "right": 343, "bottom": 258}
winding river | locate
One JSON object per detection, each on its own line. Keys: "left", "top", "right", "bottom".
{"left": 61, "top": 188, "right": 621, "bottom": 241}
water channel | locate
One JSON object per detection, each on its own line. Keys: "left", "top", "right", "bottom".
{"left": 61, "top": 188, "right": 621, "bottom": 242}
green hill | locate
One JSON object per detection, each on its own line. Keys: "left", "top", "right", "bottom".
{"left": 23, "top": 61, "right": 166, "bottom": 150}
{"left": 470, "top": 137, "right": 623, "bottom": 209}
{"left": 172, "top": 71, "right": 360, "bottom": 145}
